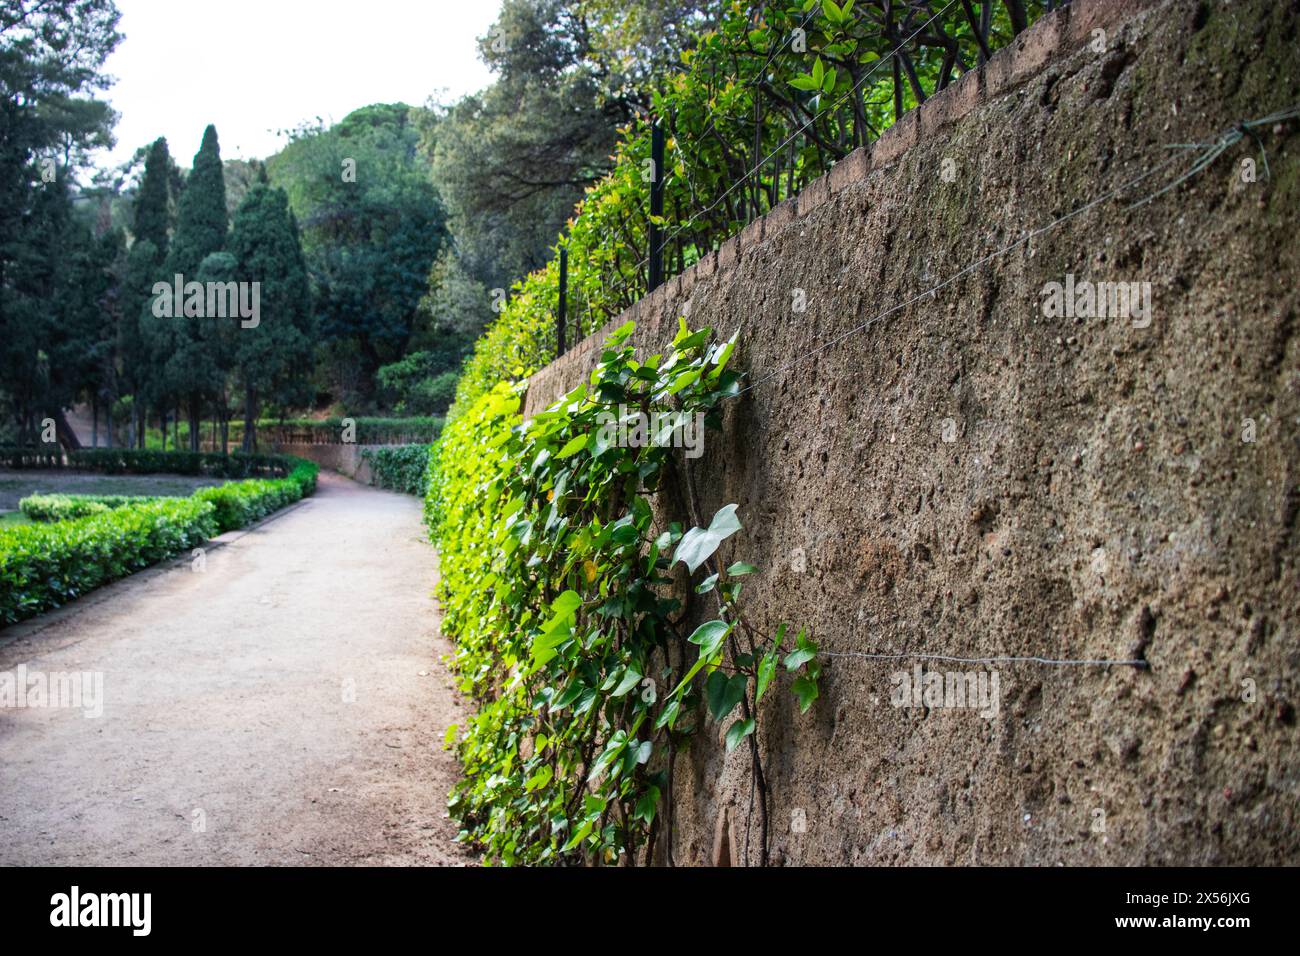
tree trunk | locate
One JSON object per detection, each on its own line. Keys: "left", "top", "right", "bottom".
{"left": 53, "top": 408, "right": 82, "bottom": 452}
{"left": 242, "top": 387, "right": 258, "bottom": 453}
{"left": 91, "top": 396, "right": 98, "bottom": 448}
{"left": 187, "top": 395, "right": 201, "bottom": 452}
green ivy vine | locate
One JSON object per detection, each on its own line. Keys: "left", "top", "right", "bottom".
{"left": 426, "top": 318, "right": 820, "bottom": 865}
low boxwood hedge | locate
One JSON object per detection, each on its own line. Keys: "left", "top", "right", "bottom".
{"left": 0, "top": 455, "right": 320, "bottom": 625}
{"left": 19, "top": 493, "right": 156, "bottom": 522}
{"left": 0, "top": 498, "right": 218, "bottom": 625}
{"left": 193, "top": 458, "right": 318, "bottom": 533}
{"left": 0, "top": 446, "right": 293, "bottom": 478}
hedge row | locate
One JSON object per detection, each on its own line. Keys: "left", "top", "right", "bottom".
{"left": 193, "top": 458, "right": 318, "bottom": 533}
{"left": 19, "top": 493, "right": 155, "bottom": 522}
{"left": 0, "top": 455, "right": 319, "bottom": 625}
{"left": 0, "top": 447, "right": 63, "bottom": 469}
{"left": 0, "top": 447, "right": 294, "bottom": 477}
{"left": 229, "top": 416, "right": 444, "bottom": 445}
{"left": 0, "top": 498, "right": 218, "bottom": 625}
{"left": 360, "top": 444, "right": 431, "bottom": 497}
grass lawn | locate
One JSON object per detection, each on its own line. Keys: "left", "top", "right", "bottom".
{"left": 0, "top": 470, "right": 224, "bottom": 512}
{"left": 0, "top": 510, "right": 32, "bottom": 528}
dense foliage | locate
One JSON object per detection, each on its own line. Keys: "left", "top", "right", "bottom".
{"left": 0, "top": 447, "right": 303, "bottom": 478}
{"left": 20, "top": 493, "right": 154, "bottom": 522}
{"left": 0, "top": 453, "right": 318, "bottom": 623}
{"left": 0, "top": 0, "right": 122, "bottom": 446}
{"left": 451, "top": 1, "right": 1045, "bottom": 415}
{"left": 426, "top": 320, "right": 819, "bottom": 864}
{"left": 193, "top": 458, "right": 318, "bottom": 532}
{"left": 360, "top": 444, "right": 431, "bottom": 496}
{"left": 427, "top": 0, "right": 715, "bottom": 315}
{"left": 268, "top": 104, "right": 450, "bottom": 408}
{"left": 0, "top": 497, "right": 216, "bottom": 624}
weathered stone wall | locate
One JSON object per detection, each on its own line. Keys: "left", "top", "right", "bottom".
{"left": 275, "top": 443, "right": 375, "bottom": 485}
{"left": 523, "top": 0, "right": 1300, "bottom": 864}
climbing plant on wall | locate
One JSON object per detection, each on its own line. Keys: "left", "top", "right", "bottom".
{"left": 427, "top": 319, "right": 820, "bottom": 864}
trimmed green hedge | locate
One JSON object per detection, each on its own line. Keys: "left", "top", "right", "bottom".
{"left": 360, "top": 444, "right": 431, "bottom": 496}
{"left": 193, "top": 458, "right": 318, "bottom": 533}
{"left": 19, "top": 493, "right": 155, "bottom": 522}
{"left": 229, "top": 416, "right": 444, "bottom": 445}
{"left": 0, "top": 446, "right": 295, "bottom": 478}
{"left": 0, "top": 498, "right": 218, "bottom": 625}
{"left": 0, "top": 447, "right": 63, "bottom": 469}
{"left": 0, "top": 454, "right": 319, "bottom": 625}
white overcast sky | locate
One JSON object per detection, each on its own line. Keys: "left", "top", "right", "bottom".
{"left": 94, "top": 0, "right": 501, "bottom": 170}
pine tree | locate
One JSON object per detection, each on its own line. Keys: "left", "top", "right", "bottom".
{"left": 228, "top": 185, "right": 314, "bottom": 451}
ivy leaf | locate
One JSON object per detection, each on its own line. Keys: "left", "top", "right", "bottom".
{"left": 562, "top": 818, "right": 594, "bottom": 851}
{"left": 633, "top": 786, "right": 660, "bottom": 824}
{"left": 590, "top": 730, "right": 628, "bottom": 781}
{"left": 673, "top": 503, "right": 742, "bottom": 573}
{"left": 726, "top": 561, "right": 757, "bottom": 576}
{"left": 756, "top": 651, "right": 778, "bottom": 703}
{"left": 654, "top": 698, "right": 681, "bottom": 730}
{"left": 707, "top": 334, "right": 737, "bottom": 378}
{"left": 607, "top": 320, "right": 636, "bottom": 347}
{"left": 548, "top": 590, "right": 581, "bottom": 618}
{"left": 551, "top": 682, "right": 585, "bottom": 710}
{"left": 525, "top": 766, "right": 554, "bottom": 791}
{"left": 611, "top": 667, "right": 642, "bottom": 698}
{"left": 695, "top": 572, "right": 719, "bottom": 593}
{"left": 706, "top": 670, "right": 747, "bottom": 721}
{"left": 791, "top": 676, "right": 819, "bottom": 713}
{"left": 555, "top": 433, "right": 590, "bottom": 458}
{"left": 687, "top": 619, "right": 731, "bottom": 658}
{"left": 531, "top": 592, "right": 582, "bottom": 667}
{"left": 725, "top": 718, "right": 756, "bottom": 752}
{"left": 672, "top": 621, "right": 731, "bottom": 698}
{"left": 783, "top": 628, "right": 818, "bottom": 670}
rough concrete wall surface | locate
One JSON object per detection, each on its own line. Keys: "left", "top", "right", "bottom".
{"left": 522, "top": 0, "right": 1300, "bottom": 865}
{"left": 276, "top": 443, "right": 374, "bottom": 485}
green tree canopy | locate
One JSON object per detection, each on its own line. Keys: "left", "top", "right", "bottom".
{"left": 227, "top": 184, "right": 314, "bottom": 449}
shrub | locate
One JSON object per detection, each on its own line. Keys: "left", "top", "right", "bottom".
{"left": 0, "top": 446, "right": 297, "bottom": 479}
{"left": 0, "top": 447, "right": 63, "bottom": 469}
{"left": 193, "top": 458, "right": 318, "bottom": 533}
{"left": 0, "top": 455, "right": 318, "bottom": 624}
{"left": 0, "top": 498, "right": 218, "bottom": 625}
{"left": 19, "top": 494, "right": 156, "bottom": 522}
{"left": 360, "top": 444, "right": 430, "bottom": 496}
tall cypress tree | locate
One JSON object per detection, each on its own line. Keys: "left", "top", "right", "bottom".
{"left": 133, "top": 138, "right": 172, "bottom": 259}
{"left": 164, "top": 125, "right": 229, "bottom": 449}
{"left": 168, "top": 125, "right": 227, "bottom": 276}
{"left": 228, "top": 185, "right": 313, "bottom": 451}
{"left": 130, "top": 137, "right": 174, "bottom": 446}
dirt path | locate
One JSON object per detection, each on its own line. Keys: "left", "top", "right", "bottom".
{"left": 0, "top": 472, "right": 471, "bottom": 866}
